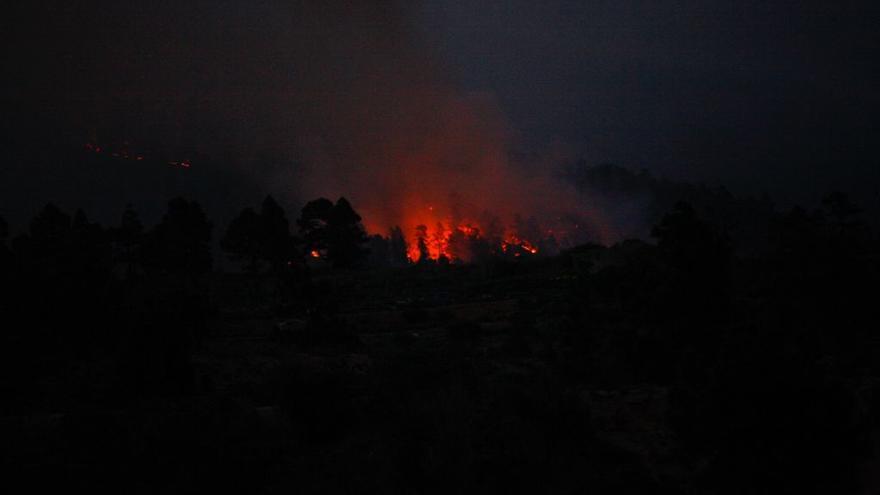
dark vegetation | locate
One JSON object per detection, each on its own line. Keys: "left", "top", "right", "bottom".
{"left": 2, "top": 167, "right": 880, "bottom": 494}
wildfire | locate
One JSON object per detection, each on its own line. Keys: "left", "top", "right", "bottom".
{"left": 393, "top": 205, "right": 541, "bottom": 263}
{"left": 502, "top": 235, "right": 538, "bottom": 255}
{"left": 84, "top": 142, "right": 190, "bottom": 168}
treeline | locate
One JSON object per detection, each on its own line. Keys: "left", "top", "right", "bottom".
{"left": 2, "top": 185, "right": 880, "bottom": 492}
{"left": 0, "top": 194, "right": 373, "bottom": 412}
{"left": 558, "top": 192, "right": 879, "bottom": 493}
{"left": 223, "top": 196, "right": 373, "bottom": 271}
{"left": 567, "top": 162, "right": 779, "bottom": 249}
{"left": 0, "top": 195, "right": 374, "bottom": 280}
{"left": 0, "top": 198, "right": 215, "bottom": 412}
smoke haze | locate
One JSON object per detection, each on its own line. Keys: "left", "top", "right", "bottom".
{"left": 4, "top": 1, "right": 619, "bottom": 244}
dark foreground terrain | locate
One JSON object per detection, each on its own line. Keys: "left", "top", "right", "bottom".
{"left": 2, "top": 198, "right": 880, "bottom": 494}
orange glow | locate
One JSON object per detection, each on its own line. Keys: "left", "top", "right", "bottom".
{"left": 367, "top": 203, "right": 540, "bottom": 263}
{"left": 502, "top": 234, "right": 538, "bottom": 255}
{"left": 310, "top": 250, "right": 321, "bottom": 259}
{"left": 84, "top": 142, "right": 191, "bottom": 169}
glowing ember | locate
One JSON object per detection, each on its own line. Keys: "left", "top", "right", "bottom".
{"left": 502, "top": 235, "right": 538, "bottom": 255}
{"left": 84, "top": 141, "right": 191, "bottom": 169}
{"left": 386, "top": 205, "right": 540, "bottom": 263}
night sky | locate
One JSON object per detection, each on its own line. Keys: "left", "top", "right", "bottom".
{"left": 3, "top": 0, "right": 879, "bottom": 228}
{"left": 417, "top": 1, "right": 880, "bottom": 199}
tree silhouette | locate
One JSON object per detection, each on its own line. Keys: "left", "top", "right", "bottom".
{"left": 772, "top": 206, "right": 823, "bottom": 260}
{"left": 820, "top": 191, "right": 868, "bottom": 244}
{"left": 71, "top": 209, "right": 89, "bottom": 233}
{"left": 69, "top": 209, "right": 110, "bottom": 281}
{"left": 221, "top": 207, "right": 261, "bottom": 271}
{"left": 0, "top": 215, "right": 8, "bottom": 251}
{"left": 649, "top": 202, "right": 732, "bottom": 382}
{"left": 415, "top": 224, "right": 430, "bottom": 263}
{"left": 298, "top": 197, "right": 334, "bottom": 253}
{"left": 0, "top": 215, "right": 10, "bottom": 297}
{"left": 821, "top": 191, "right": 861, "bottom": 224}
{"left": 112, "top": 204, "right": 144, "bottom": 276}
{"left": 144, "top": 198, "right": 212, "bottom": 276}
{"left": 9, "top": 203, "right": 76, "bottom": 282}
{"left": 388, "top": 226, "right": 409, "bottom": 266}
{"left": 118, "top": 204, "right": 143, "bottom": 241}
{"left": 258, "top": 195, "right": 298, "bottom": 272}
{"left": 325, "top": 197, "right": 369, "bottom": 268}
{"left": 651, "top": 202, "right": 730, "bottom": 277}
{"left": 368, "top": 234, "right": 390, "bottom": 267}
{"left": 223, "top": 196, "right": 298, "bottom": 273}
{"left": 298, "top": 197, "right": 368, "bottom": 268}
{"left": 71, "top": 209, "right": 106, "bottom": 249}
{"left": 26, "top": 203, "right": 72, "bottom": 259}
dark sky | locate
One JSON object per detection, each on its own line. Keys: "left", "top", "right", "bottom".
{"left": 3, "top": 0, "right": 879, "bottom": 228}
{"left": 416, "top": 1, "right": 880, "bottom": 199}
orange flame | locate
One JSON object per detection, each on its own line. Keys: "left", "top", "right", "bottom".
{"left": 369, "top": 204, "right": 540, "bottom": 263}
{"left": 502, "top": 235, "right": 538, "bottom": 255}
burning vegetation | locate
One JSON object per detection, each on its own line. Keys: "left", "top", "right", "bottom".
{"left": 84, "top": 141, "right": 191, "bottom": 169}
{"left": 406, "top": 218, "right": 540, "bottom": 263}
{"left": 222, "top": 194, "right": 581, "bottom": 271}
{"left": 364, "top": 201, "right": 593, "bottom": 265}
{"left": 80, "top": 133, "right": 598, "bottom": 267}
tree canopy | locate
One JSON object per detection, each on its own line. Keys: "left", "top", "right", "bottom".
{"left": 298, "top": 197, "right": 369, "bottom": 268}
{"left": 221, "top": 196, "right": 298, "bottom": 272}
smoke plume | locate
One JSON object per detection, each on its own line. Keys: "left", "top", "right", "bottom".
{"left": 6, "top": 1, "right": 617, "bottom": 247}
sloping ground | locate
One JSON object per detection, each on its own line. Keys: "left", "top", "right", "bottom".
{"left": 184, "top": 263, "right": 690, "bottom": 492}
{"left": 3, "top": 262, "right": 689, "bottom": 493}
